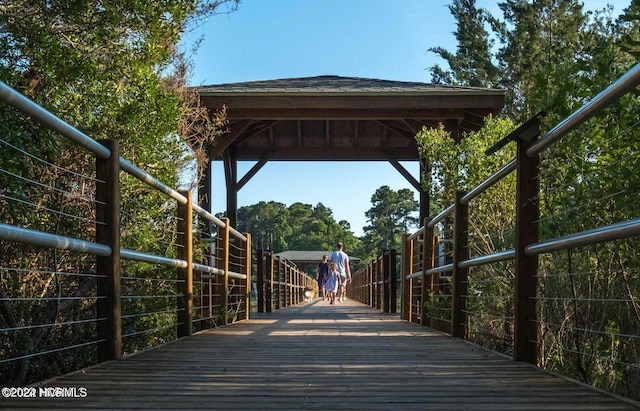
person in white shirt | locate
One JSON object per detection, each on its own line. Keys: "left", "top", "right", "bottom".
{"left": 329, "top": 242, "right": 351, "bottom": 302}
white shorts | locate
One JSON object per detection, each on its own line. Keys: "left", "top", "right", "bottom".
{"left": 339, "top": 274, "right": 348, "bottom": 286}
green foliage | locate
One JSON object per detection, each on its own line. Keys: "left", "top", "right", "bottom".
{"left": 236, "top": 201, "right": 360, "bottom": 261}
{"left": 429, "top": 0, "right": 499, "bottom": 87}
{"left": 361, "top": 186, "right": 419, "bottom": 260}
{"left": 427, "top": 0, "right": 640, "bottom": 400}
{"left": 0, "top": 0, "right": 238, "bottom": 386}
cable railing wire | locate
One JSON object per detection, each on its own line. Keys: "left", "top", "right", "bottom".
{"left": 0, "top": 79, "right": 254, "bottom": 386}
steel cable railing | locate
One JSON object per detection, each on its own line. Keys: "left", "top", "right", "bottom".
{"left": 401, "top": 61, "right": 640, "bottom": 402}
{"left": 0, "top": 80, "right": 253, "bottom": 387}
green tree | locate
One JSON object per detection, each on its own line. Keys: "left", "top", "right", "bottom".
{"left": 0, "top": 0, "right": 238, "bottom": 386}
{"left": 362, "top": 186, "right": 419, "bottom": 254}
{"left": 237, "top": 201, "right": 360, "bottom": 259}
{"left": 237, "top": 201, "right": 291, "bottom": 252}
{"left": 426, "top": 0, "right": 640, "bottom": 399}
{"left": 491, "top": 0, "right": 589, "bottom": 122}
{"left": 429, "top": 0, "right": 499, "bottom": 87}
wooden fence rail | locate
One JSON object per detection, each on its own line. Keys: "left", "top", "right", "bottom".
{"left": 255, "top": 249, "right": 317, "bottom": 313}
{"left": 350, "top": 250, "right": 397, "bottom": 313}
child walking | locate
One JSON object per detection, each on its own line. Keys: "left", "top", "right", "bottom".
{"left": 324, "top": 262, "right": 339, "bottom": 305}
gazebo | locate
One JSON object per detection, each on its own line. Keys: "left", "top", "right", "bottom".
{"left": 274, "top": 250, "right": 362, "bottom": 274}
{"left": 190, "top": 75, "right": 505, "bottom": 226}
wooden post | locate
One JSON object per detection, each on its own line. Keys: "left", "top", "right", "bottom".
{"left": 431, "top": 236, "right": 441, "bottom": 330}
{"left": 401, "top": 233, "right": 411, "bottom": 321}
{"left": 223, "top": 149, "right": 238, "bottom": 228}
{"left": 514, "top": 124, "right": 541, "bottom": 364}
{"left": 389, "top": 249, "right": 397, "bottom": 314}
{"left": 177, "top": 190, "right": 193, "bottom": 337}
{"left": 257, "top": 249, "right": 264, "bottom": 313}
{"left": 381, "top": 251, "right": 389, "bottom": 312}
{"left": 421, "top": 218, "right": 434, "bottom": 326}
{"left": 96, "top": 140, "right": 121, "bottom": 362}
{"left": 266, "top": 252, "right": 274, "bottom": 313}
{"left": 243, "top": 233, "right": 251, "bottom": 320}
{"left": 274, "top": 257, "right": 281, "bottom": 310}
{"left": 451, "top": 191, "right": 469, "bottom": 339}
{"left": 377, "top": 257, "right": 383, "bottom": 310}
{"left": 368, "top": 262, "right": 373, "bottom": 307}
{"left": 284, "top": 263, "right": 290, "bottom": 307}
{"left": 221, "top": 218, "right": 230, "bottom": 324}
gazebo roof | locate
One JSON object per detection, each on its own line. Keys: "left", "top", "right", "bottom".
{"left": 190, "top": 75, "right": 505, "bottom": 161}
{"left": 275, "top": 250, "right": 361, "bottom": 266}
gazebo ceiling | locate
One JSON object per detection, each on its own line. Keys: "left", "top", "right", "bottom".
{"left": 191, "top": 75, "right": 506, "bottom": 161}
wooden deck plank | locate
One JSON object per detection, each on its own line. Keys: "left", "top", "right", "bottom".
{"left": 2, "top": 299, "right": 638, "bottom": 410}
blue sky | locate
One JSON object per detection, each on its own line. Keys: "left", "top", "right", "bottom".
{"left": 181, "top": 0, "right": 629, "bottom": 236}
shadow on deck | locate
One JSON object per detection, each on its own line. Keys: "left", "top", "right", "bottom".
{"left": 2, "top": 299, "right": 638, "bottom": 410}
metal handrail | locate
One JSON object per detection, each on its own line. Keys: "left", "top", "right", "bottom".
{"left": 405, "top": 263, "right": 454, "bottom": 280}
{"left": 0, "top": 223, "right": 111, "bottom": 256}
{"left": 527, "top": 61, "right": 640, "bottom": 157}
{"left": 119, "top": 158, "right": 188, "bottom": 205}
{"left": 0, "top": 81, "right": 111, "bottom": 159}
{"left": 525, "top": 218, "right": 640, "bottom": 257}
{"left": 0, "top": 79, "right": 254, "bottom": 379}
{"left": 460, "top": 159, "right": 516, "bottom": 205}
{"left": 427, "top": 204, "right": 455, "bottom": 228}
{"left": 457, "top": 249, "right": 515, "bottom": 269}
{"left": 120, "top": 249, "right": 188, "bottom": 268}
{"left": 0, "top": 80, "right": 245, "bottom": 242}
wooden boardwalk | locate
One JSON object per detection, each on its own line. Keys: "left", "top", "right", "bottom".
{"left": 2, "top": 299, "right": 638, "bottom": 410}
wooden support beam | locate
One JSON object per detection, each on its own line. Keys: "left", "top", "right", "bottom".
{"left": 451, "top": 191, "right": 469, "bottom": 339}
{"left": 257, "top": 249, "right": 265, "bottom": 313}
{"left": 237, "top": 153, "right": 271, "bottom": 191}
{"left": 419, "top": 158, "right": 430, "bottom": 226}
{"left": 177, "top": 190, "right": 193, "bottom": 337}
{"left": 223, "top": 149, "right": 238, "bottom": 227}
{"left": 382, "top": 251, "right": 390, "bottom": 313}
{"left": 96, "top": 140, "right": 122, "bottom": 362}
{"left": 401, "top": 233, "right": 412, "bottom": 321}
{"left": 390, "top": 249, "right": 397, "bottom": 313}
{"left": 243, "top": 233, "right": 252, "bottom": 320}
{"left": 221, "top": 218, "right": 231, "bottom": 325}
{"left": 209, "top": 119, "right": 252, "bottom": 158}
{"left": 514, "top": 120, "right": 541, "bottom": 364}
{"left": 421, "top": 218, "right": 434, "bottom": 326}
{"left": 388, "top": 157, "right": 421, "bottom": 191}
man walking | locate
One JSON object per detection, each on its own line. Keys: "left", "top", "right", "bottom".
{"left": 329, "top": 242, "right": 351, "bottom": 302}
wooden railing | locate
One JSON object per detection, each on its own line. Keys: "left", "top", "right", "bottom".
{"left": 255, "top": 250, "right": 318, "bottom": 312}
{"left": 400, "top": 62, "right": 640, "bottom": 401}
{"left": 350, "top": 250, "right": 397, "bottom": 313}
{"left": 0, "top": 81, "right": 251, "bottom": 385}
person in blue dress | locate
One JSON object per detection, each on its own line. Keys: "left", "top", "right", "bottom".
{"left": 324, "top": 262, "right": 339, "bottom": 305}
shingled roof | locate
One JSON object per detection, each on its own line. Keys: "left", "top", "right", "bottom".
{"left": 275, "top": 250, "right": 361, "bottom": 266}
{"left": 191, "top": 75, "right": 505, "bottom": 161}
{"left": 191, "top": 75, "right": 505, "bottom": 228}
{"left": 193, "top": 75, "right": 498, "bottom": 95}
